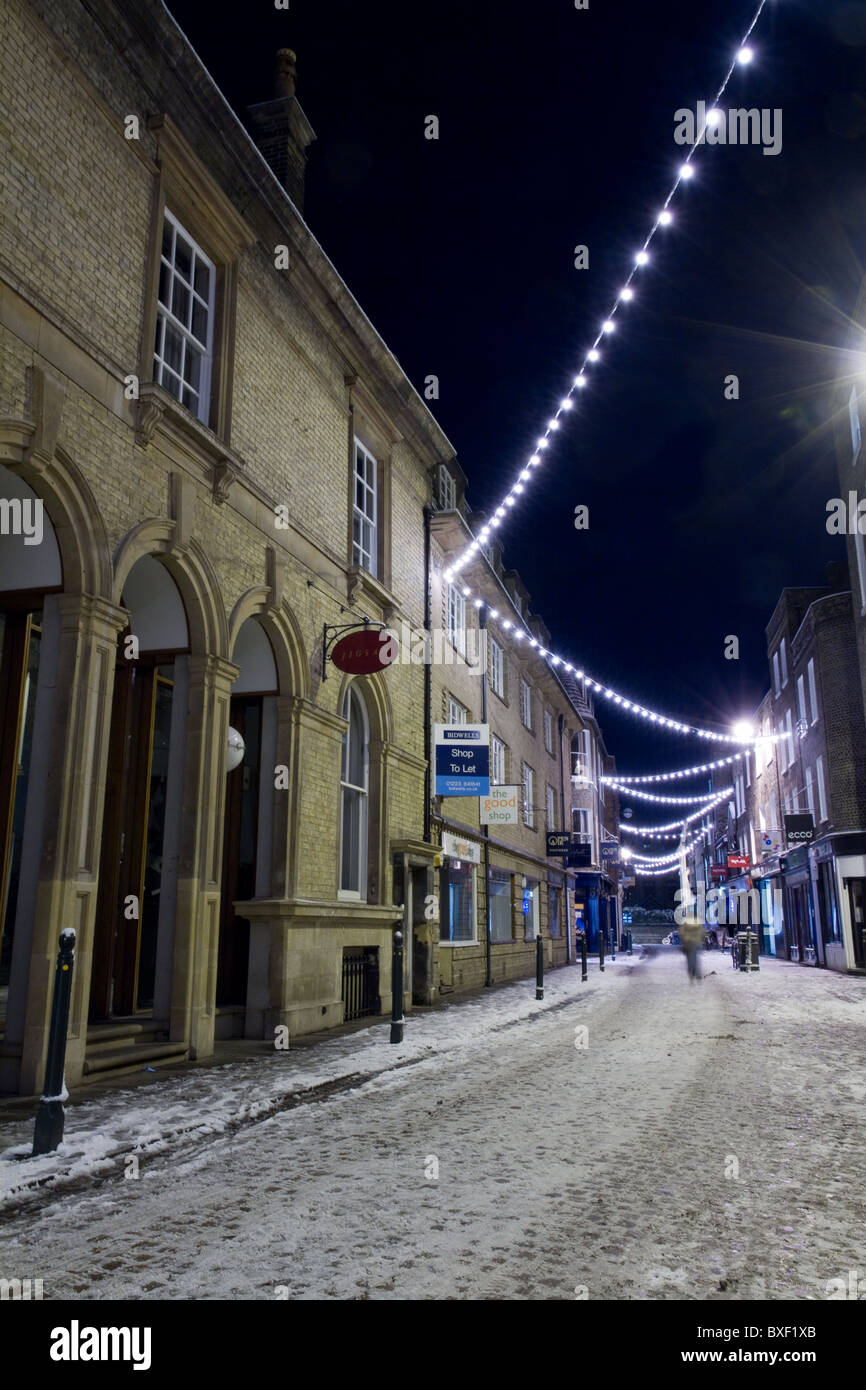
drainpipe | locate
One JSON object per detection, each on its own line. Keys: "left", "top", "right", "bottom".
{"left": 423, "top": 504, "right": 432, "bottom": 844}
{"left": 558, "top": 713, "right": 571, "bottom": 964}
{"left": 479, "top": 602, "right": 493, "bottom": 987}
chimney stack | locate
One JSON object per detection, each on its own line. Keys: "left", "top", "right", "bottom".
{"left": 247, "top": 49, "right": 316, "bottom": 214}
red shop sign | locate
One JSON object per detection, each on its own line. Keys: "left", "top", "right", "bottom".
{"left": 331, "top": 628, "right": 393, "bottom": 675}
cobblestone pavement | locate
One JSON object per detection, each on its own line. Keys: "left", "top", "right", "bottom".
{"left": 3, "top": 950, "right": 865, "bottom": 1300}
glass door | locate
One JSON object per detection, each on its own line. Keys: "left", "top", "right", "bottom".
{"left": 846, "top": 879, "right": 866, "bottom": 969}
{"left": 0, "top": 610, "right": 41, "bottom": 1026}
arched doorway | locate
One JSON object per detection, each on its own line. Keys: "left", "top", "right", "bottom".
{"left": 90, "top": 555, "right": 190, "bottom": 1020}
{"left": 217, "top": 617, "right": 279, "bottom": 1016}
{"left": 0, "top": 467, "right": 63, "bottom": 1031}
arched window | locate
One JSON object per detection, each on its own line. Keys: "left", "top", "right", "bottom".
{"left": 340, "top": 685, "right": 369, "bottom": 896}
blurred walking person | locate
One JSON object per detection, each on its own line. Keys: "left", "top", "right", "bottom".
{"left": 680, "top": 915, "right": 704, "bottom": 982}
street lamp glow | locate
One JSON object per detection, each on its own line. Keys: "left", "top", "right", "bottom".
{"left": 732, "top": 720, "right": 755, "bottom": 743}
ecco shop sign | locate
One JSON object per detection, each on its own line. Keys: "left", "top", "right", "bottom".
{"left": 480, "top": 787, "right": 519, "bottom": 825}
{"left": 784, "top": 814, "right": 814, "bottom": 844}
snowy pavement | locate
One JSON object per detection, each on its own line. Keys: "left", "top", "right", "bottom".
{"left": 2, "top": 949, "right": 865, "bottom": 1300}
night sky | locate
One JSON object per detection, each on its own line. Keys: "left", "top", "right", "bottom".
{"left": 166, "top": 0, "right": 866, "bottom": 778}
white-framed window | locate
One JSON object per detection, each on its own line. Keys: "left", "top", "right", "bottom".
{"left": 490, "top": 638, "right": 504, "bottom": 698}
{"left": 353, "top": 439, "right": 378, "bottom": 575}
{"left": 785, "top": 709, "right": 794, "bottom": 767}
{"left": 445, "top": 581, "right": 466, "bottom": 657}
{"left": 339, "top": 685, "right": 369, "bottom": 897}
{"left": 772, "top": 651, "right": 781, "bottom": 697}
{"left": 763, "top": 716, "right": 773, "bottom": 769}
{"left": 745, "top": 749, "right": 751, "bottom": 788}
{"left": 850, "top": 384, "right": 862, "bottom": 463}
{"left": 797, "top": 674, "right": 807, "bottom": 727}
{"left": 438, "top": 464, "right": 456, "bottom": 511}
{"left": 522, "top": 877, "right": 540, "bottom": 941}
{"left": 807, "top": 658, "right": 819, "bottom": 724}
{"left": 489, "top": 869, "right": 513, "bottom": 943}
{"left": 522, "top": 762, "right": 535, "bottom": 827}
{"left": 544, "top": 709, "right": 554, "bottom": 754}
{"left": 440, "top": 859, "right": 476, "bottom": 943}
{"left": 447, "top": 694, "right": 468, "bottom": 725}
{"left": 154, "top": 209, "right": 215, "bottom": 422}
{"left": 749, "top": 821, "right": 756, "bottom": 865}
{"left": 804, "top": 764, "right": 814, "bottom": 818}
{"left": 735, "top": 774, "right": 745, "bottom": 817}
{"left": 780, "top": 638, "right": 788, "bottom": 687}
{"left": 520, "top": 678, "right": 532, "bottom": 730}
{"left": 546, "top": 783, "right": 556, "bottom": 832}
{"left": 572, "top": 806, "right": 592, "bottom": 841}
{"left": 816, "top": 755, "right": 828, "bottom": 822}
{"left": 492, "top": 735, "right": 506, "bottom": 786}
{"left": 548, "top": 883, "right": 561, "bottom": 939}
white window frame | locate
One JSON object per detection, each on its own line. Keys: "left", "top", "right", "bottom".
{"left": 438, "top": 464, "right": 456, "bottom": 511}
{"left": 522, "top": 877, "right": 540, "bottom": 941}
{"left": 546, "top": 783, "right": 556, "bottom": 832}
{"left": 797, "top": 674, "right": 807, "bottom": 727}
{"left": 780, "top": 638, "right": 788, "bottom": 687}
{"left": 572, "top": 806, "right": 592, "bottom": 842}
{"left": 543, "top": 709, "right": 554, "bottom": 754}
{"left": 784, "top": 710, "right": 794, "bottom": 768}
{"left": 445, "top": 582, "right": 466, "bottom": 657}
{"left": 522, "top": 762, "right": 535, "bottom": 828}
{"left": 807, "top": 659, "right": 819, "bottom": 725}
{"left": 490, "top": 638, "right": 504, "bottom": 698}
{"left": 447, "top": 694, "right": 468, "bottom": 725}
{"left": 772, "top": 651, "right": 781, "bottom": 697}
{"left": 804, "top": 764, "right": 814, "bottom": 818}
{"left": 492, "top": 735, "right": 506, "bottom": 786}
{"left": 520, "top": 678, "right": 532, "bottom": 730}
{"left": 154, "top": 209, "right": 215, "bottom": 424}
{"left": 338, "top": 685, "right": 369, "bottom": 899}
{"left": 816, "top": 755, "right": 828, "bottom": 822}
{"left": 439, "top": 860, "right": 477, "bottom": 946}
{"left": 489, "top": 869, "right": 513, "bottom": 943}
{"left": 353, "top": 439, "right": 378, "bottom": 576}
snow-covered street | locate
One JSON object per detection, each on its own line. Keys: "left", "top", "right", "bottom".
{"left": 2, "top": 949, "right": 865, "bottom": 1301}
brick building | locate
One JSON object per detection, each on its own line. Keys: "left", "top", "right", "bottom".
{"left": 0, "top": 0, "right": 622, "bottom": 1095}
{"left": 687, "top": 564, "right": 866, "bottom": 972}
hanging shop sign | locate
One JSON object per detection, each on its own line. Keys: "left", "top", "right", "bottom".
{"left": 727, "top": 854, "right": 749, "bottom": 869}
{"left": 480, "top": 787, "right": 520, "bottom": 825}
{"left": 784, "top": 813, "right": 814, "bottom": 845}
{"left": 330, "top": 627, "right": 393, "bottom": 675}
{"left": 761, "top": 829, "right": 783, "bottom": 855}
{"left": 441, "top": 831, "right": 481, "bottom": 864}
{"left": 434, "top": 723, "right": 490, "bottom": 797}
{"left": 568, "top": 841, "right": 593, "bottom": 869}
{"left": 546, "top": 831, "right": 572, "bottom": 858}
{"left": 600, "top": 843, "right": 620, "bottom": 862}
{"left": 709, "top": 864, "right": 727, "bottom": 879}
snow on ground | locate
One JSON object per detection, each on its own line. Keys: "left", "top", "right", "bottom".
{"left": 2, "top": 949, "right": 865, "bottom": 1301}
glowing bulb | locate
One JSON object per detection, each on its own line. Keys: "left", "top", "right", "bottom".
{"left": 537, "top": 438, "right": 549, "bottom": 449}
{"left": 658, "top": 209, "right": 673, "bottom": 226}
{"left": 602, "top": 319, "right": 615, "bottom": 333}
{"left": 520, "top": 470, "right": 530, "bottom": 481}
{"left": 560, "top": 398, "right": 573, "bottom": 410}
{"left": 706, "top": 107, "right": 723, "bottom": 128}
{"left": 548, "top": 419, "right": 560, "bottom": 430}
{"left": 620, "top": 287, "right": 634, "bottom": 301}
{"left": 588, "top": 348, "right": 600, "bottom": 362}
{"left": 505, "top": 495, "right": 515, "bottom": 506}
{"left": 635, "top": 250, "right": 649, "bottom": 266}
{"left": 574, "top": 374, "right": 587, "bottom": 387}
{"left": 737, "top": 45, "right": 753, "bottom": 64}
{"left": 732, "top": 719, "right": 755, "bottom": 743}
{"left": 679, "top": 163, "right": 694, "bottom": 180}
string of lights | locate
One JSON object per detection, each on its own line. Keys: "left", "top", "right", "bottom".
{"left": 619, "top": 784, "right": 730, "bottom": 838}
{"left": 466, "top": 594, "right": 757, "bottom": 744}
{"left": 444, "top": 1, "right": 770, "bottom": 583}
{"left": 605, "top": 752, "right": 744, "bottom": 784}
{"left": 607, "top": 781, "right": 732, "bottom": 805}
{"left": 631, "top": 826, "right": 709, "bottom": 868}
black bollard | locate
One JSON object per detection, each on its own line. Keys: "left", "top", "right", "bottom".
{"left": 626, "top": 930, "right": 633, "bottom": 956}
{"left": 390, "top": 928, "right": 404, "bottom": 1044}
{"left": 611, "top": 930, "right": 616, "bottom": 962}
{"left": 599, "top": 925, "right": 605, "bottom": 972}
{"left": 580, "top": 930, "right": 588, "bottom": 982}
{"left": 32, "top": 928, "right": 76, "bottom": 1157}
{"left": 535, "top": 933, "right": 544, "bottom": 1000}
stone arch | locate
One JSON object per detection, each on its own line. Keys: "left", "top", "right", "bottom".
{"left": 113, "top": 521, "right": 228, "bottom": 658}
{"left": 228, "top": 587, "right": 310, "bottom": 700}
{"left": 336, "top": 669, "right": 395, "bottom": 745}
